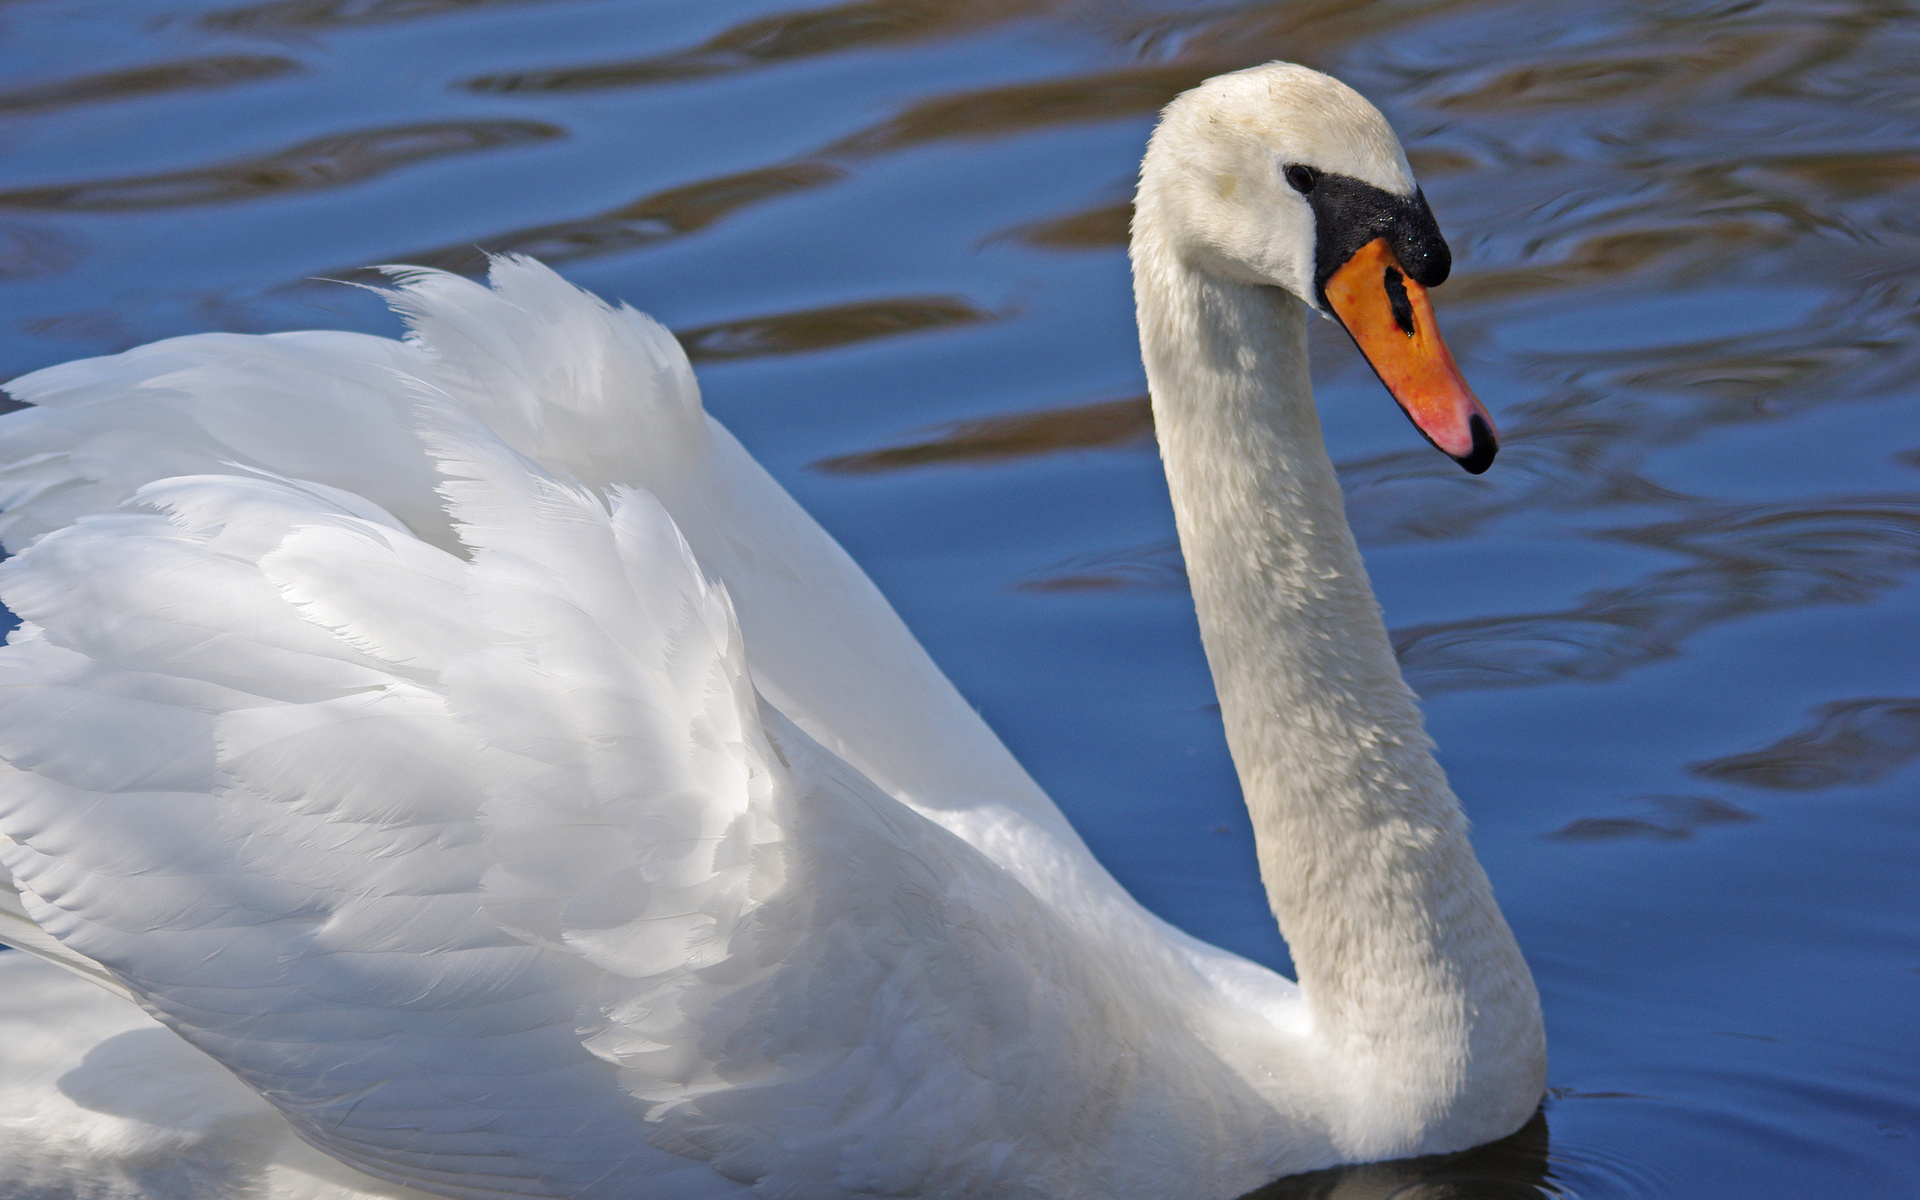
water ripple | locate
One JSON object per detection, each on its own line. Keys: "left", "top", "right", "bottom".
{"left": 825, "top": 64, "right": 1210, "bottom": 155}
{"left": 199, "top": 0, "right": 558, "bottom": 32}
{"left": 1690, "top": 697, "right": 1920, "bottom": 791}
{"left": 353, "top": 62, "right": 1215, "bottom": 278}
{"left": 1240, "top": 1110, "right": 1562, "bottom": 1199}
{"left": 1396, "top": 496, "right": 1920, "bottom": 694}
{"left": 1545, "top": 795, "right": 1757, "bottom": 843}
{"left": 1540, "top": 1132, "right": 1675, "bottom": 1200}
{"left": 0, "top": 56, "right": 297, "bottom": 117}
{"left": 675, "top": 295, "right": 992, "bottom": 362}
{"left": 1016, "top": 539, "right": 1186, "bottom": 592}
{"left": 348, "top": 162, "right": 847, "bottom": 277}
{"left": 461, "top": 0, "right": 1045, "bottom": 93}
{"left": 988, "top": 200, "right": 1132, "bottom": 251}
{"left": 0, "top": 121, "right": 562, "bottom": 212}
{"left": 816, "top": 395, "right": 1151, "bottom": 473}
{"left": 0, "top": 224, "right": 81, "bottom": 281}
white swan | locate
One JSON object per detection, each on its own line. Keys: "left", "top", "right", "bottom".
{"left": 0, "top": 63, "right": 1543, "bottom": 1200}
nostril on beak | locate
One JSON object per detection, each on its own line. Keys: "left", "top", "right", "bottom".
{"left": 1383, "top": 268, "right": 1414, "bottom": 336}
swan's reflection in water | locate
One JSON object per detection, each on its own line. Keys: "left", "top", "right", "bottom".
{"left": 1240, "top": 1111, "right": 1553, "bottom": 1200}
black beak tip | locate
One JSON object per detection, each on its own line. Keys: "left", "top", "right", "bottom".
{"left": 1453, "top": 413, "right": 1497, "bottom": 475}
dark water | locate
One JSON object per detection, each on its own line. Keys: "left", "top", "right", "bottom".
{"left": 3, "top": 0, "right": 1918, "bottom": 1195}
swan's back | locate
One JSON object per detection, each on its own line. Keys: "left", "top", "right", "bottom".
{"left": 0, "top": 259, "right": 1304, "bottom": 1200}
{"left": 0, "top": 259, "right": 1058, "bottom": 843}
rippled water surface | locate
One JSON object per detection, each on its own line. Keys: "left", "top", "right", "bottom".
{"left": 3, "top": 0, "right": 1918, "bottom": 1194}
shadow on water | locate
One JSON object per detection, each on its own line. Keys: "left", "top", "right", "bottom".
{"left": 1238, "top": 1110, "right": 1555, "bottom": 1199}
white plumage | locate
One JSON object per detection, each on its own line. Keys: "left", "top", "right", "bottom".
{"left": 0, "top": 65, "right": 1544, "bottom": 1200}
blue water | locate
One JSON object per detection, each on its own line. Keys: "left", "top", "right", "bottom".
{"left": 3, "top": 0, "right": 1918, "bottom": 1195}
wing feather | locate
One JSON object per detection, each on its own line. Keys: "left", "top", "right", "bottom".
{"left": 0, "top": 330, "right": 459, "bottom": 554}
{"left": 0, "top": 259, "right": 1271, "bottom": 1198}
{"left": 0, "top": 444, "right": 740, "bottom": 1197}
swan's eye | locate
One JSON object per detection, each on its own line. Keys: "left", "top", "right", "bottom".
{"left": 1285, "top": 165, "right": 1317, "bottom": 193}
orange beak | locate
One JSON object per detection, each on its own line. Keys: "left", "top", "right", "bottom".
{"left": 1323, "top": 237, "right": 1497, "bottom": 473}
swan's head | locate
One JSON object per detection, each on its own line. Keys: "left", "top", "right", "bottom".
{"left": 1138, "top": 62, "right": 1497, "bottom": 473}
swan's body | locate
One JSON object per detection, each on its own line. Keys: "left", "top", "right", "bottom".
{"left": 0, "top": 64, "right": 1543, "bottom": 1200}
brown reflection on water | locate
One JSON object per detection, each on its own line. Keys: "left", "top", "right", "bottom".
{"left": 1436, "top": 156, "right": 1911, "bottom": 310}
{"left": 1757, "top": 151, "right": 1920, "bottom": 201}
{"left": 1545, "top": 795, "right": 1757, "bottom": 843}
{"left": 816, "top": 394, "right": 1150, "bottom": 473}
{"left": 1691, "top": 698, "right": 1920, "bottom": 791}
{"left": 1421, "top": 1, "right": 1904, "bottom": 112}
{"left": 462, "top": 0, "right": 1048, "bottom": 93}
{"left": 361, "top": 163, "right": 847, "bottom": 277}
{"left": 0, "top": 56, "right": 298, "bottom": 117}
{"left": 1441, "top": 224, "right": 1769, "bottom": 307}
{"left": 1099, "top": 0, "right": 1506, "bottom": 76}
{"left": 675, "top": 295, "right": 992, "bottom": 362}
{"left": 988, "top": 200, "right": 1131, "bottom": 251}
{"left": 1017, "top": 539, "right": 1185, "bottom": 593}
{"left": 1433, "top": 48, "right": 1766, "bottom": 114}
{"left": 825, "top": 64, "right": 1213, "bottom": 155}
{"left": 0, "top": 121, "right": 562, "bottom": 212}
{"left": 199, "top": 0, "right": 557, "bottom": 32}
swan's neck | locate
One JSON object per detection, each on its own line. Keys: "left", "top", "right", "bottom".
{"left": 1132, "top": 214, "right": 1544, "bottom": 1155}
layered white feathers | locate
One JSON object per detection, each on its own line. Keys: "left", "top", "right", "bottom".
{"left": 0, "top": 258, "right": 1292, "bottom": 1200}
